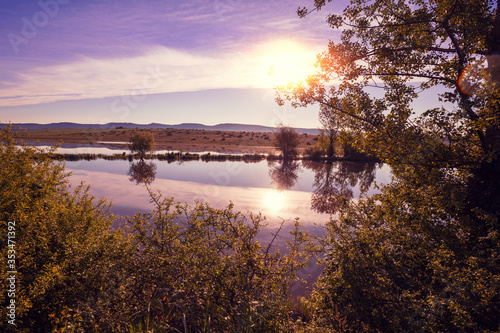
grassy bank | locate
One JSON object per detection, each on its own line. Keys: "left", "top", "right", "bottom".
{"left": 48, "top": 151, "right": 380, "bottom": 163}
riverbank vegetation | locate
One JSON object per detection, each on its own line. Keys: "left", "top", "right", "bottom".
{"left": 0, "top": 126, "right": 319, "bottom": 332}
{"left": 48, "top": 150, "right": 378, "bottom": 163}
{"left": 10, "top": 126, "right": 312, "bottom": 155}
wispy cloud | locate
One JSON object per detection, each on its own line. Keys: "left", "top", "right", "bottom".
{"left": 0, "top": 0, "right": 332, "bottom": 109}
{"left": 0, "top": 39, "right": 321, "bottom": 107}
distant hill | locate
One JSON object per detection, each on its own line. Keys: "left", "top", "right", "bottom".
{"left": 1, "top": 122, "right": 320, "bottom": 135}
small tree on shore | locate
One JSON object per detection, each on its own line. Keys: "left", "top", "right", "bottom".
{"left": 128, "top": 131, "right": 155, "bottom": 159}
{"left": 273, "top": 125, "right": 300, "bottom": 160}
{"left": 318, "top": 107, "right": 340, "bottom": 159}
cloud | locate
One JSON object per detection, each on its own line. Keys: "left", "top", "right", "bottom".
{"left": 0, "top": 0, "right": 334, "bottom": 108}
{"left": 0, "top": 39, "right": 322, "bottom": 107}
{"left": 0, "top": 46, "right": 227, "bottom": 106}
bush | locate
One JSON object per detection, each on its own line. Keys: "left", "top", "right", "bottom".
{"left": 0, "top": 125, "right": 129, "bottom": 332}
{"left": 116, "top": 191, "right": 315, "bottom": 332}
{"left": 303, "top": 146, "right": 325, "bottom": 161}
{"left": 128, "top": 131, "right": 155, "bottom": 159}
{"left": 0, "top": 125, "right": 318, "bottom": 332}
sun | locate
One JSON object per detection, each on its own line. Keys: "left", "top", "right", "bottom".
{"left": 258, "top": 40, "right": 318, "bottom": 87}
{"left": 263, "top": 190, "right": 286, "bottom": 212}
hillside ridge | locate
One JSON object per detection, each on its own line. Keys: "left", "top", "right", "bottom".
{"left": 1, "top": 122, "right": 320, "bottom": 135}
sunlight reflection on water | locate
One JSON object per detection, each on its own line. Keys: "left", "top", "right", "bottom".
{"left": 65, "top": 159, "right": 391, "bottom": 244}
{"left": 65, "top": 159, "right": 391, "bottom": 297}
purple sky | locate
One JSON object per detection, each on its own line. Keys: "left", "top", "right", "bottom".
{"left": 0, "top": 0, "right": 344, "bottom": 127}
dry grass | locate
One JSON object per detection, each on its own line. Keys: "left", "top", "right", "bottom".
{"left": 13, "top": 128, "right": 318, "bottom": 154}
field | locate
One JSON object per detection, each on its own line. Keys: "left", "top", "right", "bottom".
{"left": 13, "top": 127, "right": 319, "bottom": 154}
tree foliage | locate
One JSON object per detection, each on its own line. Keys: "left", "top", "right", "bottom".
{"left": 273, "top": 125, "right": 301, "bottom": 160}
{"left": 308, "top": 167, "right": 500, "bottom": 332}
{"left": 280, "top": 0, "right": 499, "bottom": 169}
{"left": 0, "top": 125, "right": 129, "bottom": 332}
{"left": 128, "top": 131, "right": 155, "bottom": 159}
{"left": 275, "top": 1, "right": 500, "bottom": 331}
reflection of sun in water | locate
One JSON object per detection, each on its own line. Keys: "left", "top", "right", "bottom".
{"left": 258, "top": 40, "right": 317, "bottom": 87}
{"left": 264, "top": 190, "right": 286, "bottom": 212}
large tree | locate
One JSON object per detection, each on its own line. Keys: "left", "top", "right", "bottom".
{"left": 277, "top": 1, "right": 500, "bottom": 331}
{"left": 278, "top": 0, "right": 499, "bottom": 169}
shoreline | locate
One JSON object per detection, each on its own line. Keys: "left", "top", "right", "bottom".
{"left": 49, "top": 151, "right": 381, "bottom": 163}
{"left": 14, "top": 127, "right": 380, "bottom": 163}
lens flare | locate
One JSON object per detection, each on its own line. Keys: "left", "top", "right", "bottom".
{"left": 457, "top": 56, "right": 499, "bottom": 96}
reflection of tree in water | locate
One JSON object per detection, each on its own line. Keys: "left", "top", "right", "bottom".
{"left": 302, "top": 161, "right": 377, "bottom": 214}
{"left": 127, "top": 160, "right": 157, "bottom": 185}
{"left": 268, "top": 160, "right": 301, "bottom": 191}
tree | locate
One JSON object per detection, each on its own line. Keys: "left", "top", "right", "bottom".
{"left": 128, "top": 131, "right": 155, "bottom": 159}
{"left": 318, "top": 107, "right": 340, "bottom": 159}
{"left": 275, "top": 1, "right": 500, "bottom": 331}
{"left": 273, "top": 125, "right": 301, "bottom": 160}
{"left": 279, "top": 0, "right": 499, "bottom": 169}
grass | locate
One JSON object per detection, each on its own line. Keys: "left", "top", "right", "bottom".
{"left": 17, "top": 127, "right": 378, "bottom": 162}
{"left": 12, "top": 127, "right": 317, "bottom": 155}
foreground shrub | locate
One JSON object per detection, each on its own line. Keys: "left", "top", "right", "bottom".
{"left": 0, "top": 125, "right": 317, "bottom": 332}
{"left": 102, "top": 189, "right": 315, "bottom": 332}
{"left": 0, "top": 125, "right": 130, "bottom": 332}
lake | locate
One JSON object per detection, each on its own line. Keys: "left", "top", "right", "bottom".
{"left": 62, "top": 154, "right": 391, "bottom": 295}
{"left": 64, "top": 157, "right": 391, "bottom": 240}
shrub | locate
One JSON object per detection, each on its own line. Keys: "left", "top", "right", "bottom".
{"left": 0, "top": 125, "right": 130, "bottom": 332}
{"left": 128, "top": 131, "right": 155, "bottom": 159}
{"left": 0, "top": 125, "right": 318, "bottom": 332}
{"left": 117, "top": 191, "right": 315, "bottom": 332}
{"left": 273, "top": 125, "right": 301, "bottom": 160}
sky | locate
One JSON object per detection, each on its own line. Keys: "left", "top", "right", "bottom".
{"left": 0, "top": 0, "right": 344, "bottom": 128}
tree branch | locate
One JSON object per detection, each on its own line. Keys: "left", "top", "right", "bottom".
{"left": 310, "top": 95, "right": 380, "bottom": 129}
{"left": 363, "top": 72, "right": 456, "bottom": 85}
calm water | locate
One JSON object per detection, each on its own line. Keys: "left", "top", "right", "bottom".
{"left": 64, "top": 157, "right": 391, "bottom": 295}
{"left": 65, "top": 158, "right": 391, "bottom": 224}
{"left": 28, "top": 143, "right": 237, "bottom": 155}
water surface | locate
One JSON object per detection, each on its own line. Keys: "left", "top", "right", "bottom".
{"left": 65, "top": 158, "right": 391, "bottom": 295}
{"left": 65, "top": 159, "right": 391, "bottom": 222}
